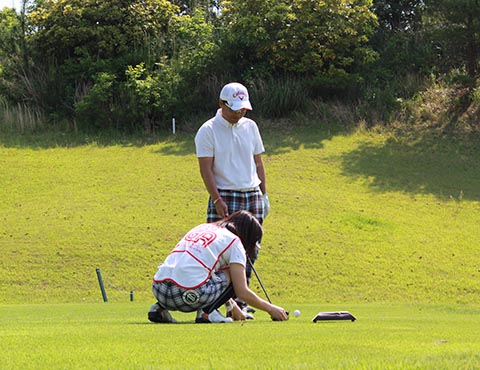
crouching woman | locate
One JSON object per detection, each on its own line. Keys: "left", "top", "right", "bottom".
{"left": 148, "top": 210, "right": 289, "bottom": 323}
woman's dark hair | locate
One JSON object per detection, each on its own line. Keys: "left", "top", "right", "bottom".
{"left": 217, "top": 210, "right": 263, "bottom": 258}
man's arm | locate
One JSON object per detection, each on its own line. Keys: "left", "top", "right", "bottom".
{"left": 254, "top": 154, "right": 266, "bottom": 194}
{"left": 198, "top": 157, "right": 228, "bottom": 217}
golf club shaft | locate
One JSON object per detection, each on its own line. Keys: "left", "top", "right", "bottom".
{"left": 248, "top": 258, "right": 272, "bottom": 303}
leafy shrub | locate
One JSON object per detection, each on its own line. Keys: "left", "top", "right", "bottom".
{"left": 124, "top": 61, "right": 179, "bottom": 132}
{"left": 472, "top": 82, "right": 480, "bottom": 105}
{"left": 74, "top": 72, "right": 116, "bottom": 130}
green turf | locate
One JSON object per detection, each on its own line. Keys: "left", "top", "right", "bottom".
{"left": 1, "top": 302, "right": 479, "bottom": 369}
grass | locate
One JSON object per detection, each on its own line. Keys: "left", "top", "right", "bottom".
{"left": 1, "top": 302, "right": 479, "bottom": 369}
{"left": 1, "top": 124, "right": 480, "bottom": 368}
{"left": 1, "top": 127, "right": 479, "bottom": 305}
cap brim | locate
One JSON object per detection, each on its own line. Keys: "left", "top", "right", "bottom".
{"left": 229, "top": 101, "right": 252, "bottom": 111}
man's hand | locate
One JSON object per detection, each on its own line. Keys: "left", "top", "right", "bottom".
{"left": 262, "top": 194, "right": 270, "bottom": 218}
{"left": 215, "top": 198, "right": 229, "bottom": 218}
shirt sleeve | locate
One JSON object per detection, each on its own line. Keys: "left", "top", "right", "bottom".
{"left": 195, "top": 123, "right": 214, "bottom": 158}
{"left": 252, "top": 123, "right": 265, "bottom": 155}
{"left": 229, "top": 240, "right": 247, "bottom": 267}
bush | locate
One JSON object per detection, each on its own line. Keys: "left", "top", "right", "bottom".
{"left": 74, "top": 73, "right": 116, "bottom": 130}
{"left": 124, "top": 61, "right": 179, "bottom": 132}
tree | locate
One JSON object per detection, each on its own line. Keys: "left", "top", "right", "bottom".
{"left": 0, "top": 7, "right": 21, "bottom": 59}
{"left": 24, "top": 0, "right": 179, "bottom": 126}
{"left": 170, "top": 0, "right": 219, "bottom": 16}
{"left": 29, "top": 0, "right": 177, "bottom": 68}
{"left": 373, "top": 0, "right": 424, "bottom": 32}
{"left": 425, "top": 0, "right": 480, "bottom": 78}
{"left": 0, "top": 7, "right": 25, "bottom": 102}
{"left": 369, "top": 0, "right": 428, "bottom": 78}
{"left": 169, "top": 8, "right": 220, "bottom": 111}
{"left": 218, "top": 0, "right": 378, "bottom": 94}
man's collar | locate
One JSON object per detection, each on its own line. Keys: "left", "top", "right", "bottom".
{"left": 216, "top": 109, "right": 243, "bottom": 127}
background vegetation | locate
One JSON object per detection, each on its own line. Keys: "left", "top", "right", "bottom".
{"left": 1, "top": 0, "right": 480, "bottom": 134}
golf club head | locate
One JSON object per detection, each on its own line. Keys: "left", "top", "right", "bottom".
{"left": 312, "top": 311, "right": 356, "bottom": 323}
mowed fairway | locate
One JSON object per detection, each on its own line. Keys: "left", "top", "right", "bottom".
{"left": 1, "top": 302, "right": 480, "bottom": 369}
{"left": 1, "top": 127, "right": 480, "bottom": 368}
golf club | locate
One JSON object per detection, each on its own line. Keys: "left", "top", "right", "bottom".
{"left": 247, "top": 257, "right": 289, "bottom": 320}
{"left": 247, "top": 257, "right": 272, "bottom": 303}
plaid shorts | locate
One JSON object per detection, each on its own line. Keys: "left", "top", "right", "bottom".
{"left": 152, "top": 272, "right": 228, "bottom": 313}
{"left": 207, "top": 189, "right": 264, "bottom": 224}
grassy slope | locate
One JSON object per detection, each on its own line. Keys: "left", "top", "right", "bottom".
{"left": 264, "top": 128, "right": 480, "bottom": 305}
{"left": 0, "top": 127, "right": 479, "bottom": 306}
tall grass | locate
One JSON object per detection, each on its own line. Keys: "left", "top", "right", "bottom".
{"left": 2, "top": 72, "right": 478, "bottom": 136}
{"left": 248, "top": 76, "right": 308, "bottom": 118}
{"left": 0, "top": 98, "right": 46, "bottom": 133}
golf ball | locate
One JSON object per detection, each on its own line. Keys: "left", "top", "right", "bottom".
{"left": 294, "top": 310, "right": 301, "bottom": 317}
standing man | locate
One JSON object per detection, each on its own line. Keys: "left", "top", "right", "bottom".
{"left": 194, "top": 82, "right": 270, "bottom": 317}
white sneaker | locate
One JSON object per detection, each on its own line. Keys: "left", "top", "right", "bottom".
{"left": 209, "top": 309, "right": 234, "bottom": 323}
{"left": 195, "top": 309, "right": 233, "bottom": 323}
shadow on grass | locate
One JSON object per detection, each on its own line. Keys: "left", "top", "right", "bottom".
{"left": 0, "top": 129, "right": 186, "bottom": 150}
{"left": 2, "top": 123, "right": 480, "bottom": 201}
{"left": 340, "top": 131, "right": 480, "bottom": 201}
{"left": 130, "top": 321, "right": 208, "bottom": 325}
{"left": 0, "top": 120, "right": 338, "bottom": 156}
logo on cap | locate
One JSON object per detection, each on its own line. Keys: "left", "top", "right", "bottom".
{"left": 233, "top": 91, "right": 247, "bottom": 100}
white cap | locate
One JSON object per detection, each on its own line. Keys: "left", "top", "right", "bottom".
{"left": 219, "top": 82, "right": 252, "bottom": 111}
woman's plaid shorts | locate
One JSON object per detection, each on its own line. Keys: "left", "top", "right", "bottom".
{"left": 152, "top": 272, "right": 228, "bottom": 312}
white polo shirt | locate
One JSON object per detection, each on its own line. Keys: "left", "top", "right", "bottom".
{"left": 195, "top": 109, "right": 265, "bottom": 190}
{"left": 153, "top": 223, "right": 247, "bottom": 289}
